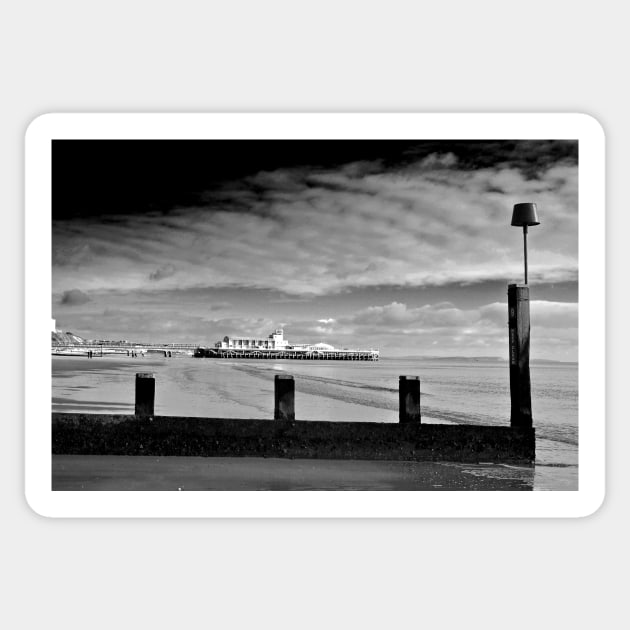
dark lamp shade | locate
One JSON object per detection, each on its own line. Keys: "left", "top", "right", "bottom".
{"left": 511, "top": 202, "right": 540, "bottom": 227}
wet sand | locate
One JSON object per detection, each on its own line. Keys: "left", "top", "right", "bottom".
{"left": 52, "top": 455, "right": 535, "bottom": 491}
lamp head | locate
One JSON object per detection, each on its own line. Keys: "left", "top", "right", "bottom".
{"left": 511, "top": 202, "right": 540, "bottom": 227}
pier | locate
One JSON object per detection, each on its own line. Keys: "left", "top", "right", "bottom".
{"left": 52, "top": 342, "right": 198, "bottom": 356}
{"left": 199, "top": 328, "right": 380, "bottom": 361}
{"left": 193, "top": 347, "right": 379, "bottom": 361}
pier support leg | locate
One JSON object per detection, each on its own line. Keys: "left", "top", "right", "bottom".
{"left": 135, "top": 372, "right": 155, "bottom": 418}
{"left": 399, "top": 376, "right": 421, "bottom": 424}
{"left": 274, "top": 375, "right": 295, "bottom": 421}
{"left": 508, "top": 284, "right": 533, "bottom": 429}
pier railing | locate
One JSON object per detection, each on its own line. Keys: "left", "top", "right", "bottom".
{"left": 194, "top": 347, "right": 379, "bottom": 361}
{"left": 52, "top": 343, "right": 198, "bottom": 356}
{"left": 52, "top": 344, "right": 379, "bottom": 360}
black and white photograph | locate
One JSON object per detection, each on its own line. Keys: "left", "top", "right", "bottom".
{"left": 47, "top": 125, "right": 582, "bottom": 493}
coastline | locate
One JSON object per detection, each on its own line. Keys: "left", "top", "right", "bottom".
{"left": 51, "top": 355, "right": 577, "bottom": 490}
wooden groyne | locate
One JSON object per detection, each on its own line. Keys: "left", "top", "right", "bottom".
{"left": 52, "top": 414, "right": 534, "bottom": 463}
{"left": 52, "top": 372, "right": 535, "bottom": 463}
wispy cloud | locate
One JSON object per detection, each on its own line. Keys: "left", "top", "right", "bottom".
{"left": 52, "top": 156, "right": 578, "bottom": 297}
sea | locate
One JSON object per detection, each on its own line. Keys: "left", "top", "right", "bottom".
{"left": 52, "top": 354, "right": 578, "bottom": 490}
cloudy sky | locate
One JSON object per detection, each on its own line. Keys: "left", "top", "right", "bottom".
{"left": 52, "top": 140, "right": 578, "bottom": 360}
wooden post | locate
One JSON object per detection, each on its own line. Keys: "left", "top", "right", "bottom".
{"left": 399, "top": 376, "right": 421, "bottom": 424}
{"left": 274, "top": 374, "right": 295, "bottom": 421}
{"left": 135, "top": 372, "right": 155, "bottom": 417}
{"left": 508, "top": 284, "right": 532, "bottom": 428}
{"left": 523, "top": 225, "right": 529, "bottom": 285}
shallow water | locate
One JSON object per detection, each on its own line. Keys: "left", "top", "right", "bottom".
{"left": 52, "top": 455, "right": 537, "bottom": 491}
{"left": 52, "top": 354, "right": 578, "bottom": 490}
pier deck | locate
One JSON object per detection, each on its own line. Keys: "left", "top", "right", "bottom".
{"left": 194, "top": 348, "right": 379, "bottom": 360}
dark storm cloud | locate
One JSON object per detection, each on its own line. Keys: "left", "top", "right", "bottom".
{"left": 52, "top": 140, "right": 577, "bottom": 220}
{"left": 401, "top": 140, "right": 577, "bottom": 177}
{"left": 100, "top": 216, "right": 133, "bottom": 226}
{"left": 60, "top": 289, "right": 91, "bottom": 305}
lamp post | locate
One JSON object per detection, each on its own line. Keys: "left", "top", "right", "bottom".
{"left": 511, "top": 202, "right": 540, "bottom": 284}
{"left": 508, "top": 202, "right": 540, "bottom": 430}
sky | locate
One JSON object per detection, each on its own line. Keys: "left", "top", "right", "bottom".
{"left": 52, "top": 140, "right": 578, "bottom": 360}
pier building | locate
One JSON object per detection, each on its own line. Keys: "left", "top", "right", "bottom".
{"left": 197, "top": 329, "right": 379, "bottom": 361}
{"left": 216, "top": 328, "right": 289, "bottom": 350}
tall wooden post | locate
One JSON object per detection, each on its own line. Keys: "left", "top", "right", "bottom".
{"left": 274, "top": 375, "right": 295, "bottom": 421}
{"left": 135, "top": 372, "right": 155, "bottom": 417}
{"left": 399, "top": 376, "right": 421, "bottom": 424}
{"left": 508, "top": 284, "right": 532, "bottom": 428}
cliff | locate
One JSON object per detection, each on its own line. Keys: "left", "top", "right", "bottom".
{"left": 52, "top": 330, "right": 87, "bottom": 345}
